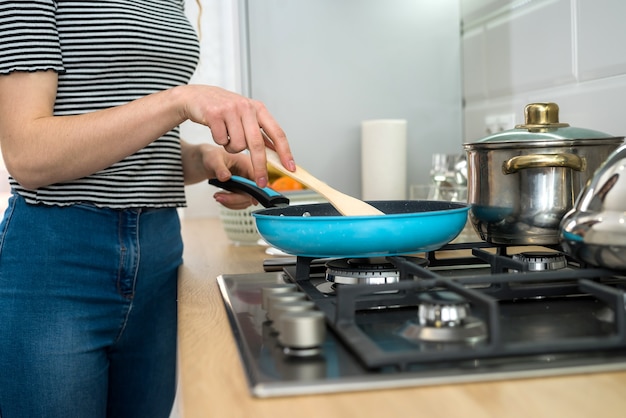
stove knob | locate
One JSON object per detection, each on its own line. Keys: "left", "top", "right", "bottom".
{"left": 277, "top": 310, "right": 326, "bottom": 350}
{"left": 266, "top": 292, "right": 306, "bottom": 321}
{"left": 270, "top": 300, "right": 316, "bottom": 331}
{"left": 261, "top": 284, "right": 297, "bottom": 310}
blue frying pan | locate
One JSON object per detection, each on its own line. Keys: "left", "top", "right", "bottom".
{"left": 209, "top": 177, "right": 470, "bottom": 258}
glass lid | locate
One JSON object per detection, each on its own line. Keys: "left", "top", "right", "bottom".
{"left": 469, "top": 103, "right": 616, "bottom": 144}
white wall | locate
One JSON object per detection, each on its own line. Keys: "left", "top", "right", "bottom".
{"left": 181, "top": 0, "right": 242, "bottom": 218}
{"left": 461, "top": 0, "right": 626, "bottom": 141}
{"left": 242, "top": 0, "right": 463, "bottom": 204}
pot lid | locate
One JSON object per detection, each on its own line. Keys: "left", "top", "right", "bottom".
{"left": 467, "top": 102, "right": 618, "bottom": 144}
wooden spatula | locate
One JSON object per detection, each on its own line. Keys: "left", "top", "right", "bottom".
{"left": 265, "top": 148, "right": 385, "bottom": 216}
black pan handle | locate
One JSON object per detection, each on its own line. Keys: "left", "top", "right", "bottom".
{"left": 208, "top": 175, "right": 290, "bottom": 208}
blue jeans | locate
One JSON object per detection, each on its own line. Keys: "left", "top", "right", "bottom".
{"left": 0, "top": 193, "right": 183, "bottom": 418}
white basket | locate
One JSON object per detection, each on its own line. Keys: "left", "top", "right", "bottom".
{"left": 218, "top": 204, "right": 264, "bottom": 246}
{"left": 218, "top": 191, "right": 325, "bottom": 246}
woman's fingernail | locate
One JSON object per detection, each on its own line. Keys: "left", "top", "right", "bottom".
{"left": 288, "top": 160, "right": 296, "bottom": 171}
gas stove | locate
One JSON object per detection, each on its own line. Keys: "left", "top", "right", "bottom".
{"left": 216, "top": 242, "right": 626, "bottom": 397}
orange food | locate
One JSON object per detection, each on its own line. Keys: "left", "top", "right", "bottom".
{"left": 270, "top": 176, "right": 305, "bottom": 191}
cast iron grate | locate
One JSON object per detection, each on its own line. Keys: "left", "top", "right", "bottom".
{"left": 284, "top": 243, "right": 626, "bottom": 370}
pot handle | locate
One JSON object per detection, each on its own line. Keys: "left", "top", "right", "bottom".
{"left": 208, "top": 176, "right": 290, "bottom": 208}
{"left": 502, "top": 153, "right": 587, "bottom": 174}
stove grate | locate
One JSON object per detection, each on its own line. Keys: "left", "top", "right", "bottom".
{"left": 284, "top": 243, "right": 626, "bottom": 370}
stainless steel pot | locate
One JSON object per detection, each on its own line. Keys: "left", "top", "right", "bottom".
{"left": 560, "top": 143, "right": 626, "bottom": 269}
{"left": 463, "top": 103, "right": 624, "bottom": 245}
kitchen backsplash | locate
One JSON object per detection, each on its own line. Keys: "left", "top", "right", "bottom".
{"left": 461, "top": 0, "right": 626, "bottom": 141}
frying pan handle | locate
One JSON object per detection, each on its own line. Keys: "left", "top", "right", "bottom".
{"left": 208, "top": 176, "right": 290, "bottom": 208}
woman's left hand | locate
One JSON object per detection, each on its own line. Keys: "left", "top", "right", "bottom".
{"left": 181, "top": 141, "right": 257, "bottom": 209}
{"left": 175, "top": 85, "right": 295, "bottom": 188}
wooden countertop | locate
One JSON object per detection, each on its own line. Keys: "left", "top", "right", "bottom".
{"left": 178, "top": 218, "right": 626, "bottom": 418}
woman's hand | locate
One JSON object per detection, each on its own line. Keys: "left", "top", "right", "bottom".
{"left": 175, "top": 85, "right": 295, "bottom": 188}
{"left": 181, "top": 141, "right": 258, "bottom": 209}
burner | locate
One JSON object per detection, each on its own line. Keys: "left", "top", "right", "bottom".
{"left": 512, "top": 251, "right": 567, "bottom": 271}
{"left": 398, "top": 291, "right": 487, "bottom": 344}
{"left": 418, "top": 291, "right": 469, "bottom": 327}
{"left": 325, "top": 257, "right": 428, "bottom": 285}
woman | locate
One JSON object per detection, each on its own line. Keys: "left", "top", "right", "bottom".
{"left": 0, "top": 1, "right": 295, "bottom": 417}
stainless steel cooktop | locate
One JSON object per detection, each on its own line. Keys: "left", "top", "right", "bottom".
{"left": 217, "top": 243, "right": 626, "bottom": 397}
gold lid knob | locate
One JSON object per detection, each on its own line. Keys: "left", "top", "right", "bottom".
{"left": 515, "top": 102, "right": 570, "bottom": 132}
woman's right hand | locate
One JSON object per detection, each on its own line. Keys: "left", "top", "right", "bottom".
{"left": 175, "top": 85, "right": 295, "bottom": 188}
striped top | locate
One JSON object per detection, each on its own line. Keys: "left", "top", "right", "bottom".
{"left": 0, "top": 0, "right": 200, "bottom": 208}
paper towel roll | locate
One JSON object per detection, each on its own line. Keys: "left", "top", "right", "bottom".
{"left": 361, "top": 119, "right": 407, "bottom": 200}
